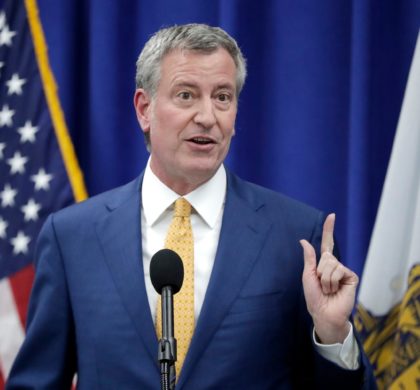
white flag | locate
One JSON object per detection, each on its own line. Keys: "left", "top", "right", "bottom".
{"left": 355, "top": 31, "right": 420, "bottom": 389}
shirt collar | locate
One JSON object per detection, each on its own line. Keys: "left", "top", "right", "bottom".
{"left": 142, "top": 158, "right": 227, "bottom": 228}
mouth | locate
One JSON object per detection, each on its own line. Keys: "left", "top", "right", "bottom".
{"left": 187, "top": 136, "right": 216, "bottom": 145}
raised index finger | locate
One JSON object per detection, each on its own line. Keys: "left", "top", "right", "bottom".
{"left": 321, "top": 213, "right": 335, "bottom": 254}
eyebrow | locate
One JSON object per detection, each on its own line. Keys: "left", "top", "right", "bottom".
{"left": 172, "top": 82, "right": 198, "bottom": 90}
{"left": 216, "top": 83, "right": 235, "bottom": 91}
{"left": 172, "top": 81, "right": 235, "bottom": 92}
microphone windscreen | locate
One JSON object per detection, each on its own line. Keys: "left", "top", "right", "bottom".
{"left": 150, "top": 249, "right": 184, "bottom": 294}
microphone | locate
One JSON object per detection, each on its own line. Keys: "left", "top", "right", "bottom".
{"left": 150, "top": 248, "right": 184, "bottom": 295}
{"left": 150, "top": 249, "right": 184, "bottom": 390}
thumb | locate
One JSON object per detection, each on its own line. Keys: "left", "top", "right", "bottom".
{"left": 300, "top": 239, "right": 317, "bottom": 275}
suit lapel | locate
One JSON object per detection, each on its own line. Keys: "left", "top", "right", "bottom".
{"left": 94, "top": 177, "right": 159, "bottom": 368}
{"left": 178, "top": 173, "right": 272, "bottom": 387}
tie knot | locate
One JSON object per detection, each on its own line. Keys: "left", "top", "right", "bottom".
{"left": 174, "top": 198, "right": 191, "bottom": 217}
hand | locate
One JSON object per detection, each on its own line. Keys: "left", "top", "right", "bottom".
{"left": 300, "top": 214, "right": 359, "bottom": 344}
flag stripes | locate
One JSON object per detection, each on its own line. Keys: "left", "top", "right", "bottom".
{"left": 0, "top": 278, "right": 25, "bottom": 379}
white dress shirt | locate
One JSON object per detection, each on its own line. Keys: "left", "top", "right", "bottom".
{"left": 141, "top": 159, "right": 359, "bottom": 369}
{"left": 141, "top": 160, "right": 226, "bottom": 322}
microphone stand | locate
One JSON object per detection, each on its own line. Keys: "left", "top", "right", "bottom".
{"left": 158, "top": 286, "right": 177, "bottom": 390}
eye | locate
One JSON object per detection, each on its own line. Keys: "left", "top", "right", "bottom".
{"left": 177, "top": 91, "right": 192, "bottom": 100}
{"left": 217, "top": 92, "right": 232, "bottom": 103}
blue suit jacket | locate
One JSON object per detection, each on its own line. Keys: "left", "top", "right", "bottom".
{"left": 7, "top": 170, "right": 375, "bottom": 389}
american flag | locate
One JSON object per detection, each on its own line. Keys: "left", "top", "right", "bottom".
{"left": 0, "top": 0, "right": 86, "bottom": 386}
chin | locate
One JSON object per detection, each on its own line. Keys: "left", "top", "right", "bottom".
{"left": 184, "top": 161, "right": 219, "bottom": 181}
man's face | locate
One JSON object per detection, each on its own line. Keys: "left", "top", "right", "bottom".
{"left": 135, "top": 48, "right": 238, "bottom": 194}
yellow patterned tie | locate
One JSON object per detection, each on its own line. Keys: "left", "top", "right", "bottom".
{"left": 156, "top": 197, "right": 194, "bottom": 376}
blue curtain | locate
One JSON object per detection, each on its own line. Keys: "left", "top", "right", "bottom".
{"left": 37, "top": 0, "right": 420, "bottom": 277}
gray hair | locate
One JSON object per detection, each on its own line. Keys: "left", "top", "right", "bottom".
{"left": 135, "top": 23, "right": 247, "bottom": 98}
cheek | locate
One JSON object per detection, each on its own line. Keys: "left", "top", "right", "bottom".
{"left": 222, "top": 109, "right": 237, "bottom": 137}
{"left": 222, "top": 120, "right": 236, "bottom": 141}
{"left": 153, "top": 108, "right": 192, "bottom": 135}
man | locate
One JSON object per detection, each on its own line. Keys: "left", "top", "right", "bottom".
{"left": 7, "top": 24, "right": 376, "bottom": 388}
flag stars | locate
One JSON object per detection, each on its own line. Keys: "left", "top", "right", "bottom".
{"left": 17, "top": 121, "right": 38, "bottom": 143}
{"left": 0, "top": 142, "right": 5, "bottom": 159}
{"left": 0, "top": 104, "right": 15, "bottom": 127}
{"left": 0, "top": 62, "right": 4, "bottom": 77}
{"left": 10, "top": 231, "right": 31, "bottom": 255}
{"left": 0, "top": 12, "right": 6, "bottom": 29}
{"left": 0, "top": 216, "right": 8, "bottom": 238}
{"left": 21, "top": 199, "right": 41, "bottom": 221}
{"left": 7, "top": 151, "right": 28, "bottom": 174}
{"left": 0, "top": 184, "right": 17, "bottom": 207}
{"left": 6, "top": 73, "right": 26, "bottom": 95}
{"left": 31, "top": 168, "right": 53, "bottom": 191}
{"left": 0, "top": 24, "right": 16, "bottom": 46}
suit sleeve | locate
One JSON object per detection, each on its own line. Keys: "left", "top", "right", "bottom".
{"left": 6, "top": 214, "right": 76, "bottom": 389}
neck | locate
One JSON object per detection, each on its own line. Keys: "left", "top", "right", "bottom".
{"left": 149, "top": 164, "right": 214, "bottom": 196}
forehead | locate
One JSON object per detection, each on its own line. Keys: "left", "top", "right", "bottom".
{"left": 158, "top": 48, "right": 237, "bottom": 90}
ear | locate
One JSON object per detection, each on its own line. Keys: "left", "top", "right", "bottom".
{"left": 134, "top": 88, "right": 152, "bottom": 133}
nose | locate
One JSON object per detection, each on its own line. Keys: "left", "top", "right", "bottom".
{"left": 193, "top": 98, "right": 216, "bottom": 129}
